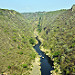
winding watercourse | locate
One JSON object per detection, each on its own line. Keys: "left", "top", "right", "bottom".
{"left": 33, "top": 36, "right": 54, "bottom": 75}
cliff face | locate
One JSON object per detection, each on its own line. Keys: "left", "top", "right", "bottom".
{"left": 72, "top": 5, "right": 75, "bottom": 11}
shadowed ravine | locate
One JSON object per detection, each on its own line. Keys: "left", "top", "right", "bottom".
{"left": 33, "top": 36, "right": 54, "bottom": 75}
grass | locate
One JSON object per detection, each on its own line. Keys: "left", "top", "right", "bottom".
{"left": 0, "top": 9, "right": 36, "bottom": 75}
{"left": 38, "top": 8, "right": 75, "bottom": 74}
{"left": 0, "top": 5, "right": 75, "bottom": 75}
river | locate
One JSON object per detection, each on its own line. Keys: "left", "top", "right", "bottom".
{"left": 33, "top": 36, "right": 54, "bottom": 75}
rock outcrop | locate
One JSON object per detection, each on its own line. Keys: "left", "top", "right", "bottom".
{"left": 71, "top": 4, "right": 75, "bottom": 11}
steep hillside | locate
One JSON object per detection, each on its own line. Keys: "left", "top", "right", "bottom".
{"left": 0, "top": 5, "right": 75, "bottom": 75}
{"left": 39, "top": 7, "right": 75, "bottom": 74}
{"left": 22, "top": 12, "right": 45, "bottom": 30}
{"left": 0, "top": 9, "right": 36, "bottom": 75}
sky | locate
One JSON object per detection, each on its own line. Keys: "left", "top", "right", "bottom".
{"left": 0, "top": 0, "right": 75, "bottom": 13}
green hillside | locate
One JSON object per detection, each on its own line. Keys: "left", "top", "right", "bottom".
{"left": 22, "top": 7, "right": 75, "bottom": 74}
{"left": 0, "top": 9, "right": 36, "bottom": 75}
{"left": 0, "top": 5, "right": 75, "bottom": 75}
{"left": 38, "top": 7, "right": 75, "bottom": 74}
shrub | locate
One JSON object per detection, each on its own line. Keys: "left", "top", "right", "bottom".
{"left": 55, "top": 68, "right": 58, "bottom": 73}
{"left": 72, "top": 43, "right": 75, "bottom": 47}
{"left": 22, "top": 39, "right": 26, "bottom": 43}
{"left": 73, "top": 68, "right": 75, "bottom": 72}
{"left": 37, "top": 24, "right": 42, "bottom": 33}
{"left": 30, "top": 53, "right": 36, "bottom": 59}
{"left": 66, "top": 70, "right": 70, "bottom": 74}
{"left": 22, "top": 35, "right": 24, "bottom": 38}
{"left": 29, "top": 38, "right": 35, "bottom": 45}
{"left": 13, "top": 29, "right": 17, "bottom": 32}
{"left": 12, "top": 36, "right": 17, "bottom": 42}
{"left": 53, "top": 51, "right": 60, "bottom": 57}
{"left": 19, "top": 51, "right": 23, "bottom": 55}
{"left": 4, "top": 29, "right": 8, "bottom": 32}
{"left": 22, "top": 64, "right": 27, "bottom": 68}
{"left": 13, "top": 38, "right": 16, "bottom": 42}
{"left": 8, "top": 66, "right": 11, "bottom": 69}
{"left": 17, "top": 45, "right": 20, "bottom": 49}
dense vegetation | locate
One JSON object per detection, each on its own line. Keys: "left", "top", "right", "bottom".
{"left": 0, "top": 9, "right": 36, "bottom": 75}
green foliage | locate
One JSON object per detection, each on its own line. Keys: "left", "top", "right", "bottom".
{"left": 13, "top": 29, "right": 17, "bottom": 32}
{"left": 72, "top": 43, "right": 75, "bottom": 47}
{"left": 55, "top": 68, "right": 58, "bottom": 73}
{"left": 22, "top": 35, "right": 24, "bottom": 38}
{"left": 29, "top": 38, "right": 35, "bottom": 45}
{"left": 22, "top": 39, "right": 26, "bottom": 43}
{"left": 8, "top": 66, "right": 11, "bottom": 69}
{"left": 66, "top": 70, "right": 70, "bottom": 74}
{"left": 4, "top": 29, "right": 8, "bottom": 32}
{"left": 12, "top": 74, "right": 16, "bottom": 75}
{"left": 17, "top": 45, "right": 20, "bottom": 49}
{"left": 22, "top": 64, "right": 27, "bottom": 68}
{"left": 73, "top": 68, "right": 75, "bottom": 72}
{"left": 12, "top": 36, "right": 17, "bottom": 42}
{"left": 37, "top": 17, "right": 42, "bottom": 33}
{"left": 30, "top": 52, "right": 36, "bottom": 59}
{"left": 37, "top": 24, "right": 42, "bottom": 33}
{"left": 19, "top": 51, "right": 23, "bottom": 55}
{"left": 53, "top": 51, "right": 60, "bottom": 57}
{"left": 13, "top": 38, "right": 16, "bottom": 42}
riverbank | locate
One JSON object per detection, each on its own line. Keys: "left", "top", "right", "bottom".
{"left": 38, "top": 36, "right": 62, "bottom": 75}
{"left": 29, "top": 36, "right": 41, "bottom": 75}
{"left": 30, "top": 55, "right": 41, "bottom": 75}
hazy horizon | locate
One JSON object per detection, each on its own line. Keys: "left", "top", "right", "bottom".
{"left": 0, "top": 0, "right": 75, "bottom": 13}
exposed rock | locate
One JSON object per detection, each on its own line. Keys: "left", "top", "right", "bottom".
{"left": 71, "top": 4, "right": 75, "bottom": 11}
{"left": 30, "top": 56, "right": 41, "bottom": 75}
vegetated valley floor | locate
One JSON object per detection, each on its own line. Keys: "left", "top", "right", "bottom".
{"left": 0, "top": 5, "right": 75, "bottom": 75}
